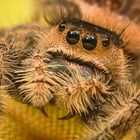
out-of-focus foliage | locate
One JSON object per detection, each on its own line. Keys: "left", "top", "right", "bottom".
{"left": 0, "top": 0, "right": 34, "bottom": 28}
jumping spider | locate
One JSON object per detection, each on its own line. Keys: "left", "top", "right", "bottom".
{"left": 0, "top": 0, "right": 140, "bottom": 140}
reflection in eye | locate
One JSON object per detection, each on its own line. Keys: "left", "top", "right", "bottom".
{"left": 82, "top": 35, "right": 97, "bottom": 51}
{"left": 66, "top": 30, "right": 80, "bottom": 45}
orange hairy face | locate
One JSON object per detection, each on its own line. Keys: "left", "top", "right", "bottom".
{"left": 32, "top": 17, "right": 131, "bottom": 115}
{"left": 34, "top": 1, "right": 140, "bottom": 116}
{"left": 42, "top": 18, "right": 127, "bottom": 82}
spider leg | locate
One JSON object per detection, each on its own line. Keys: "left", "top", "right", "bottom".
{"left": 85, "top": 82, "right": 140, "bottom": 140}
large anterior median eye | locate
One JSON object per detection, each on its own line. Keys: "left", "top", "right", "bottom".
{"left": 82, "top": 35, "right": 97, "bottom": 51}
{"left": 66, "top": 30, "right": 80, "bottom": 45}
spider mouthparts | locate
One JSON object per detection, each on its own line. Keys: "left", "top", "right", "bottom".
{"left": 41, "top": 107, "right": 49, "bottom": 117}
{"left": 57, "top": 112, "right": 76, "bottom": 120}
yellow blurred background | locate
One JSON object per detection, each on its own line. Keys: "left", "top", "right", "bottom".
{"left": 0, "top": 0, "right": 34, "bottom": 28}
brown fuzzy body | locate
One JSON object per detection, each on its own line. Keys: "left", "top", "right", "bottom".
{"left": 0, "top": 0, "right": 140, "bottom": 140}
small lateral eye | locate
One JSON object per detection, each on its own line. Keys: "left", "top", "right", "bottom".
{"left": 102, "top": 35, "right": 110, "bottom": 47}
{"left": 66, "top": 30, "right": 80, "bottom": 45}
{"left": 82, "top": 35, "right": 97, "bottom": 51}
{"left": 59, "top": 23, "right": 66, "bottom": 32}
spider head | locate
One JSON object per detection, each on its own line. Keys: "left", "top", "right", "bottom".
{"left": 37, "top": 18, "right": 129, "bottom": 116}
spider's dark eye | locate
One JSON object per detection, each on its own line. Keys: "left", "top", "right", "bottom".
{"left": 102, "top": 35, "right": 110, "bottom": 47}
{"left": 59, "top": 23, "right": 66, "bottom": 32}
{"left": 66, "top": 30, "right": 80, "bottom": 45}
{"left": 82, "top": 35, "right": 97, "bottom": 51}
